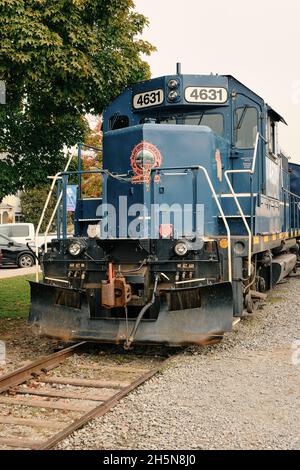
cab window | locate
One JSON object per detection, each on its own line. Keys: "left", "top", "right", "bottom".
{"left": 109, "top": 115, "right": 129, "bottom": 131}
{"left": 184, "top": 114, "right": 224, "bottom": 135}
{"left": 141, "top": 113, "right": 224, "bottom": 136}
{"left": 235, "top": 107, "right": 258, "bottom": 149}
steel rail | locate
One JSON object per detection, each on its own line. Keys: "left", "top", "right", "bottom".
{"left": 0, "top": 342, "right": 86, "bottom": 394}
{"left": 0, "top": 337, "right": 225, "bottom": 450}
{"left": 0, "top": 342, "right": 166, "bottom": 451}
{"left": 38, "top": 365, "right": 161, "bottom": 450}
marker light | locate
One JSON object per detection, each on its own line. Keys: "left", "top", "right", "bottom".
{"left": 168, "top": 79, "right": 179, "bottom": 89}
{"left": 168, "top": 90, "right": 179, "bottom": 101}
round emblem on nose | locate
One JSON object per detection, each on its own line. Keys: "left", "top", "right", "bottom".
{"left": 130, "top": 141, "right": 162, "bottom": 186}
{"left": 135, "top": 149, "right": 156, "bottom": 170}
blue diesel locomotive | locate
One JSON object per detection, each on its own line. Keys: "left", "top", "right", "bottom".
{"left": 29, "top": 65, "right": 300, "bottom": 347}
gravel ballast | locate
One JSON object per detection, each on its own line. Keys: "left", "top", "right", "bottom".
{"left": 37, "top": 276, "right": 300, "bottom": 449}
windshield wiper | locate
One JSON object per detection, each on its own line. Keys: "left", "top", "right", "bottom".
{"left": 197, "top": 113, "right": 204, "bottom": 126}
{"left": 236, "top": 105, "right": 249, "bottom": 129}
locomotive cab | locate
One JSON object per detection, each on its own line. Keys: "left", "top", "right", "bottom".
{"left": 29, "top": 68, "right": 299, "bottom": 347}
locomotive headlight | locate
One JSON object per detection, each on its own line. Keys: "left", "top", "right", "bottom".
{"left": 168, "top": 90, "right": 179, "bottom": 101}
{"left": 68, "top": 242, "right": 83, "bottom": 257}
{"left": 168, "top": 79, "right": 179, "bottom": 89}
{"left": 174, "top": 241, "right": 188, "bottom": 257}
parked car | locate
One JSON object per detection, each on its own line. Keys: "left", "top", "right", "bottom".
{"left": 0, "top": 233, "right": 36, "bottom": 268}
{"left": 0, "top": 223, "right": 55, "bottom": 248}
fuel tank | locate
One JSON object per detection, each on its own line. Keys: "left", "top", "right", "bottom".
{"left": 271, "top": 253, "right": 297, "bottom": 286}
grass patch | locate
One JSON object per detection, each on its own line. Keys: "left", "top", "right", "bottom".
{"left": 267, "top": 296, "right": 284, "bottom": 304}
{"left": 0, "top": 274, "right": 35, "bottom": 318}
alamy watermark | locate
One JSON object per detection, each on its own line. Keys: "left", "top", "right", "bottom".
{"left": 0, "top": 340, "right": 6, "bottom": 366}
{"left": 96, "top": 196, "right": 205, "bottom": 243}
{"left": 0, "top": 81, "right": 6, "bottom": 105}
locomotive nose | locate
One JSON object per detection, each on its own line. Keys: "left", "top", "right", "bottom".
{"left": 103, "top": 123, "right": 227, "bottom": 239}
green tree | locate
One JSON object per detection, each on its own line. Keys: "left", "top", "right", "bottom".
{"left": 0, "top": 0, "right": 154, "bottom": 200}
{"left": 20, "top": 185, "right": 57, "bottom": 233}
{"left": 81, "top": 116, "right": 102, "bottom": 198}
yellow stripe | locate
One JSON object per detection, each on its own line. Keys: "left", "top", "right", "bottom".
{"left": 253, "top": 236, "right": 259, "bottom": 245}
{"left": 279, "top": 233, "right": 283, "bottom": 239}
{"left": 272, "top": 234, "right": 277, "bottom": 241}
{"left": 264, "top": 236, "right": 269, "bottom": 243}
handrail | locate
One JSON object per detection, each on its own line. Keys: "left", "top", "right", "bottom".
{"left": 43, "top": 149, "right": 103, "bottom": 257}
{"left": 37, "top": 164, "right": 232, "bottom": 283}
{"left": 282, "top": 187, "right": 300, "bottom": 235}
{"left": 43, "top": 191, "right": 63, "bottom": 253}
{"left": 59, "top": 165, "right": 232, "bottom": 281}
{"left": 43, "top": 171, "right": 107, "bottom": 249}
{"left": 77, "top": 142, "right": 102, "bottom": 152}
{"left": 152, "top": 165, "right": 232, "bottom": 282}
{"left": 35, "top": 153, "right": 74, "bottom": 281}
{"left": 282, "top": 187, "right": 300, "bottom": 200}
{"left": 224, "top": 132, "right": 264, "bottom": 277}
{"left": 43, "top": 170, "right": 108, "bottom": 252}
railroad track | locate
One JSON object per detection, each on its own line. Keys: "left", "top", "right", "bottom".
{"left": 0, "top": 342, "right": 163, "bottom": 450}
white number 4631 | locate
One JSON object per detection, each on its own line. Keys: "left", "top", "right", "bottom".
{"left": 133, "top": 89, "right": 164, "bottom": 109}
{"left": 185, "top": 86, "right": 228, "bottom": 104}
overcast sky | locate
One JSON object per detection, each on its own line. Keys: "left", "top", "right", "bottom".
{"left": 135, "top": 0, "right": 300, "bottom": 162}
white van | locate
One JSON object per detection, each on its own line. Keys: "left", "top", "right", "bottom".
{"left": 0, "top": 223, "right": 55, "bottom": 247}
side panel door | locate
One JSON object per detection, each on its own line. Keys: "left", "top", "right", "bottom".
{"left": 231, "top": 95, "right": 262, "bottom": 196}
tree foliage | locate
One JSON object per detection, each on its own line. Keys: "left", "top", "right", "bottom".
{"left": 0, "top": 0, "right": 154, "bottom": 200}
{"left": 81, "top": 116, "right": 102, "bottom": 199}
{"left": 20, "top": 185, "right": 57, "bottom": 233}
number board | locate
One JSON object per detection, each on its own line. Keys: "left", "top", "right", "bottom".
{"left": 185, "top": 87, "right": 228, "bottom": 104}
{"left": 133, "top": 89, "right": 164, "bottom": 109}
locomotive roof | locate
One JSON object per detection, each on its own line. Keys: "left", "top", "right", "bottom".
{"left": 129, "top": 73, "right": 288, "bottom": 125}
